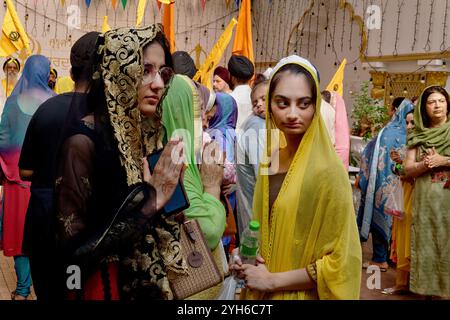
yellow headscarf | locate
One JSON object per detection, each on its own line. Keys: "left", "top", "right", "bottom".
{"left": 246, "top": 56, "right": 361, "bottom": 300}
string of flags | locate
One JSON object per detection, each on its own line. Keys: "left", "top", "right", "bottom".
{"left": 64, "top": 0, "right": 273, "bottom": 11}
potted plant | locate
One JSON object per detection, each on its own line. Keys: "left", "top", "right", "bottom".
{"left": 350, "top": 81, "right": 388, "bottom": 139}
{"left": 349, "top": 81, "right": 389, "bottom": 167}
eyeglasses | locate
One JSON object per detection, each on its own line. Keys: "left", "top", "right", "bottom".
{"left": 142, "top": 64, "right": 174, "bottom": 86}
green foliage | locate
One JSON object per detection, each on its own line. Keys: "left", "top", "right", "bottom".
{"left": 351, "top": 81, "right": 389, "bottom": 140}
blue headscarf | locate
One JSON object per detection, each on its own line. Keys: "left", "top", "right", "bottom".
{"left": 207, "top": 92, "right": 238, "bottom": 163}
{"left": 0, "top": 55, "right": 55, "bottom": 151}
{"left": 9, "top": 55, "right": 54, "bottom": 102}
{"left": 357, "top": 100, "right": 415, "bottom": 242}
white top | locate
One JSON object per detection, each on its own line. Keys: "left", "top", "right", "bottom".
{"left": 231, "top": 84, "right": 253, "bottom": 130}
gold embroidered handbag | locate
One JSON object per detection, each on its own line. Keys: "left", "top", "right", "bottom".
{"left": 169, "top": 218, "right": 222, "bottom": 300}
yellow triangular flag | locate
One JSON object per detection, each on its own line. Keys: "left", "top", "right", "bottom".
{"left": 136, "top": 0, "right": 148, "bottom": 27}
{"left": 102, "top": 16, "right": 111, "bottom": 33}
{"left": 193, "top": 18, "right": 238, "bottom": 90}
{"left": 232, "top": 0, "right": 254, "bottom": 63}
{"left": 0, "top": 0, "right": 31, "bottom": 57}
{"left": 326, "top": 58, "right": 346, "bottom": 97}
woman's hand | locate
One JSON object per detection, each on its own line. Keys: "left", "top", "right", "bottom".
{"left": 390, "top": 149, "right": 402, "bottom": 164}
{"left": 229, "top": 248, "right": 266, "bottom": 278}
{"left": 424, "top": 148, "right": 449, "bottom": 168}
{"left": 200, "top": 141, "right": 224, "bottom": 199}
{"left": 239, "top": 263, "right": 276, "bottom": 292}
{"left": 222, "top": 183, "right": 235, "bottom": 195}
{"left": 143, "top": 138, "right": 185, "bottom": 212}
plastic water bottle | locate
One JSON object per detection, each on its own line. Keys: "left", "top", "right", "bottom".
{"left": 239, "top": 220, "right": 260, "bottom": 265}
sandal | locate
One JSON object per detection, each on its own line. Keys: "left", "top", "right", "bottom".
{"left": 10, "top": 290, "right": 29, "bottom": 301}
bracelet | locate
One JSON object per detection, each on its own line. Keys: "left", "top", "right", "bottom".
{"left": 306, "top": 262, "right": 318, "bottom": 283}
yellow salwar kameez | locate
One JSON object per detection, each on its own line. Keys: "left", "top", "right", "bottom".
{"left": 242, "top": 56, "right": 362, "bottom": 300}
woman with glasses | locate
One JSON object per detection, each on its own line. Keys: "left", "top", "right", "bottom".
{"left": 55, "top": 25, "right": 185, "bottom": 300}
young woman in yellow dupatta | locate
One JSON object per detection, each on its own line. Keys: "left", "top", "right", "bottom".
{"left": 230, "top": 56, "right": 361, "bottom": 300}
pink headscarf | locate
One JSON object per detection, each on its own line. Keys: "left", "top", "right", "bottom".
{"left": 331, "top": 92, "right": 350, "bottom": 170}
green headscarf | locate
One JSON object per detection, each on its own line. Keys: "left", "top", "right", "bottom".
{"left": 407, "top": 86, "right": 450, "bottom": 156}
{"left": 162, "top": 75, "right": 226, "bottom": 249}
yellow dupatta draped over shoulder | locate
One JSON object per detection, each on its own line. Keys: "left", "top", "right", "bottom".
{"left": 245, "top": 56, "right": 361, "bottom": 300}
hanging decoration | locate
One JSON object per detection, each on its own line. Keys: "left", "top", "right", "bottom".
{"left": 42, "top": 0, "right": 51, "bottom": 37}
{"left": 307, "top": 4, "right": 312, "bottom": 57}
{"left": 348, "top": 0, "right": 354, "bottom": 51}
{"left": 225, "top": 0, "right": 231, "bottom": 9}
{"left": 24, "top": 0, "right": 29, "bottom": 32}
{"left": 112, "top": 0, "right": 117, "bottom": 10}
{"left": 324, "top": 1, "right": 329, "bottom": 55}
{"left": 363, "top": 0, "right": 369, "bottom": 56}
{"left": 424, "top": 0, "right": 435, "bottom": 52}
{"left": 392, "top": 0, "right": 405, "bottom": 56}
{"left": 332, "top": 0, "right": 337, "bottom": 55}
{"left": 378, "top": 0, "right": 389, "bottom": 56}
{"left": 162, "top": 1, "right": 175, "bottom": 52}
{"left": 136, "top": 0, "right": 148, "bottom": 27}
{"left": 314, "top": 0, "right": 321, "bottom": 58}
{"left": 200, "top": 0, "right": 206, "bottom": 10}
{"left": 122, "top": 0, "right": 127, "bottom": 10}
{"left": 441, "top": 0, "right": 449, "bottom": 51}
{"left": 61, "top": 0, "right": 65, "bottom": 5}
{"left": 158, "top": 0, "right": 172, "bottom": 11}
{"left": 272, "top": 0, "right": 282, "bottom": 58}
{"left": 54, "top": 0, "right": 59, "bottom": 39}
{"left": 340, "top": 1, "right": 346, "bottom": 52}
{"left": 411, "top": 0, "right": 420, "bottom": 51}
{"left": 102, "top": 16, "right": 111, "bottom": 32}
{"left": 232, "top": 0, "right": 254, "bottom": 63}
{"left": 85, "top": 0, "right": 91, "bottom": 8}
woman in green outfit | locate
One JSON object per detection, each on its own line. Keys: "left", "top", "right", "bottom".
{"left": 404, "top": 86, "right": 450, "bottom": 298}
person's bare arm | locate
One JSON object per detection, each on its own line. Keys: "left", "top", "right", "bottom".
{"left": 19, "top": 169, "right": 33, "bottom": 181}
{"left": 404, "top": 147, "right": 430, "bottom": 178}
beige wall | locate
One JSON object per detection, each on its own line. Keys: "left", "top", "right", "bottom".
{"left": 1, "top": 0, "right": 449, "bottom": 110}
{"left": 0, "top": 0, "right": 238, "bottom": 77}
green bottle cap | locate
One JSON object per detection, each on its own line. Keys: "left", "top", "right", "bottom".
{"left": 249, "top": 220, "right": 260, "bottom": 231}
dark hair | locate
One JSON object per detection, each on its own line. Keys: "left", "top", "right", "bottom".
{"left": 419, "top": 86, "right": 450, "bottom": 128}
{"left": 251, "top": 78, "right": 269, "bottom": 98}
{"left": 411, "top": 96, "right": 419, "bottom": 104}
{"left": 252, "top": 73, "right": 267, "bottom": 88}
{"left": 321, "top": 90, "right": 331, "bottom": 104}
{"left": 268, "top": 64, "right": 317, "bottom": 110}
{"left": 392, "top": 97, "right": 405, "bottom": 111}
{"left": 153, "top": 29, "right": 173, "bottom": 69}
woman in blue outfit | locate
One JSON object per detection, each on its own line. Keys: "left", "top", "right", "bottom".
{"left": 357, "top": 100, "right": 415, "bottom": 271}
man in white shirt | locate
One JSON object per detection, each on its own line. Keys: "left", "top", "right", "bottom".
{"left": 228, "top": 55, "right": 254, "bottom": 129}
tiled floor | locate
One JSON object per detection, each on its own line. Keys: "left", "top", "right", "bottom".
{"left": 0, "top": 252, "right": 36, "bottom": 300}
{"left": 1, "top": 239, "right": 436, "bottom": 301}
